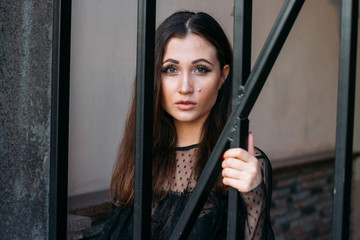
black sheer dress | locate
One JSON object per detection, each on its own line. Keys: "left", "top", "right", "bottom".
{"left": 98, "top": 144, "right": 274, "bottom": 239}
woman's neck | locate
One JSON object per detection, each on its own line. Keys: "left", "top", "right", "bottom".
{"left": 175, "top": 121, "right": 203, "bottom": 147}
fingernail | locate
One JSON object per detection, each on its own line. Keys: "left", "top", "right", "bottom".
{"left": 249, "top": 131, "right": 252, "bottom": 135}
{"left": 222, "top": 154, "right": 225, "bottom": 159}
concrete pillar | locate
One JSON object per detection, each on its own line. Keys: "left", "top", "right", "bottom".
{"left": 0, "top": 0, "right": 54, "bottom": 238}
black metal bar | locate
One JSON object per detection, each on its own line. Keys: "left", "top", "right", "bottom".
{"left": 169, "top": 1, "right": 304, "bottom": 239}
{"left": 134, "top": 0, "right": 156, "bottom": 239}
{"left": 227, "top": 0, "right": 252, "bottom": 239}
{"left": 228, "top": 117, "right": 249, "bottom": 239}
{"left": 332, "top": 0, "right": 358, "bottom": 239}
{"left": 49, "top": 0, "right": 72, "bottom": 238}
{"left": 233, "top": 0, "right": 252, "bottom": 92}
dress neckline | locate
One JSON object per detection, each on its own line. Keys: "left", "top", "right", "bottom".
{"left": 175, "top": 143, "right": 199, "bottom": 151}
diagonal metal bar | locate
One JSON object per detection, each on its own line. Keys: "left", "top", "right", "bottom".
{"left": 169, "top": 0, "right": 304, "bottom": 239}
{"left": 49, "top": 0, "right": 72, "bottom": 238}
{"left": 134, "top": 0, "right": 156, "bottom": 239}
{"left": 227, "top": 0, "right": 252, "bottom": 239}
{"left": 332, "top": 0, "right": 358, "bottom": 239}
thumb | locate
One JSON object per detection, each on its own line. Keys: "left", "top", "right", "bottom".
{"left": 248, "top": 131, "right": 255, "bottom": 156}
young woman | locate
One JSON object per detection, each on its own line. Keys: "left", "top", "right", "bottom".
{"left": 99, "top": 11, "right": 274, "bottom": 239}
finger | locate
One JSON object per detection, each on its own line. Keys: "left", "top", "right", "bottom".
{"left": 222, "top": 158, "right": 248, "bottom": 170}
{"left": 222, "top": 167, "right": 244, "bottom": 179}
{"left": 223, "top": 148, "right": 253, "bottom": 163}
{"left": 248, "top": 131, "right": 255, "bottom": 156}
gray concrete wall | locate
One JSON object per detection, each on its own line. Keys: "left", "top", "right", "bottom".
{"left": 0, "top": 1, "right": 53, "bottom": 238}
{"left": 354, "top": 18, "right": 360, "bottom": 153}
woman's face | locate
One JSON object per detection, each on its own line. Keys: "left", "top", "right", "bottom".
{"left": 161, "top": 33, "right": 230, "bottom": 129}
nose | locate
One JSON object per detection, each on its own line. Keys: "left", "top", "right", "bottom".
{"left": 178, "top": 72, "right": 194, "bottom": 94}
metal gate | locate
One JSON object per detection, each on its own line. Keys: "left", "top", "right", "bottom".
{"left": 50, "top": 0, "right": 358, "bottom": 239}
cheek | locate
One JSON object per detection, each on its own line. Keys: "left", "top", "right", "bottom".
{"left": 201, "top": 89, "right": 219, "bottom": 109}
{"left": 201, "top": 80, "right": 220, "bottom": 100}
{"left": 160, "top": 83, "right": 171, "bottom": 108}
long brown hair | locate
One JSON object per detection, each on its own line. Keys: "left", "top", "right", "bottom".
{"left": 111, "top": 11, "right": 233, "bottom": 206}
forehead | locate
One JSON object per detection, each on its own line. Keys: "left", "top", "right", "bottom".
{"left": 163, "top": 34, "right": 217, "bottom": 61}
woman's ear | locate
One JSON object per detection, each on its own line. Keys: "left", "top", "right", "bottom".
{"left": 218, "top": 64, "right": 230, "bottom": 89}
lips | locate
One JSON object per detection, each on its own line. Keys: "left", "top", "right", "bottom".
{"left": 175, "top": 100, "right": 196, "bottom": 110}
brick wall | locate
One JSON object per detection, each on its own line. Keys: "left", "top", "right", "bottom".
{"left": 271, "top": 158, "right": 334, "bottom": 240}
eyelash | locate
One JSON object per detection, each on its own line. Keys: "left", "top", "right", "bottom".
{"left": 194, "top": 65, "right": 212, "bottom": 74}
{"left": 161, "top": 65, "right": 177, "bottom": 74}
{"left": 161, "top": 65, "right": 212, "bottom": 74}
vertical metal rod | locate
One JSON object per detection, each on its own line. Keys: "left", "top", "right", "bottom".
{"left": 332, "top": 0, "right": 358, "bottom": 239}
{"left": 134, "top": 0, "right": 156, "bottom": 239}
{"left": 228, "top": 0, "right": 252, "bottom": 239}
{"left": 169, "top": 1, "right": 304, "bottom": 239}
{"left": 49, "top": 0, "right": 71, "bottom": 238}
{"left": 232, "top": 0, "right": 252, "bottom": 91}
{"left": 227, "top": 117, "right": 249, "bottom": 239}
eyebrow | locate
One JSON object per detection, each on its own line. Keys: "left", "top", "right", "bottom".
{"left": 162, "top": 59, "right": 179, "bottom": 64}
{"left": 162, "top": 58, "right": 213, "bottom": 66}
{"left": 192, "top": 58, "right": 213, "bottom": 66}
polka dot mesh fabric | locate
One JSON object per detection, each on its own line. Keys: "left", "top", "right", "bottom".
{"left": 240, "top": 149, "right": 269, "bottom": 239}
{"left": 155, "top": 145, "right": 271, "bottom": 239}
{"left": 99, "top": 144, "right": 274, "bottom": 239}
{"left": 171, "top": 145, "right": 197, "bottom": 192}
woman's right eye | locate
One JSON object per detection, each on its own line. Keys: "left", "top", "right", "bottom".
{"left": 161, "top": 66, "right": 177, "bottom": 74}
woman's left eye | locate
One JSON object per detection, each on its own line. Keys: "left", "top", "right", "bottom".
{"left": 194, "top": 66, "right": 211, "bottom": 74}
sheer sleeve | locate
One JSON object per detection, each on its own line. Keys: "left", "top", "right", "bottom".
{"left": 240, "top": 148, "right": 274, "bottom": 240}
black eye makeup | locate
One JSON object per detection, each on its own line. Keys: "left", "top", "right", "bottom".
{"left": 161, "top": 65, "right": 178, "bottom": 74}
{"left": 194, "top": 65, "right": 212, "bottom": 74}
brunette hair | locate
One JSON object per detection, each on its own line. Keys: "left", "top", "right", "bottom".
{"left": 111, "top": 11, "right": 233, "bottom": 206}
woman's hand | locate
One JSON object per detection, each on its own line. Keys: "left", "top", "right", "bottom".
{"left": 221, "top": 132, "right": 262, "bottom": 193}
